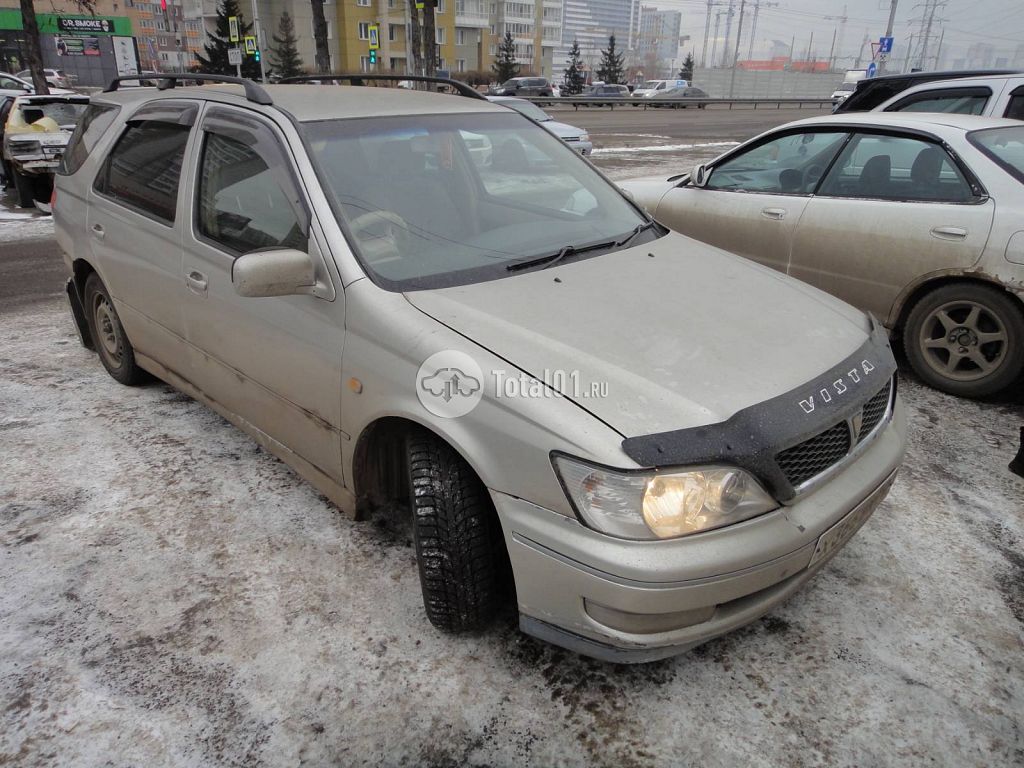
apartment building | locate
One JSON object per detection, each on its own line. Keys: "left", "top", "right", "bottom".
{"left": 554, "top": 0, "right": 637, "bottom": 78}
{"left": 635, "top": 5, "right": 680, "bottom": 77}
{"left": 486, "top": 0, "right": 562, "bottom": 78}
{"left": 126, "top": 0, "right": 204, "bottom": 71}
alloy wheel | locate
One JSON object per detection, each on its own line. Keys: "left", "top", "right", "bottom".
{"left": 918, "top": 299, "right": 1008, "bottom": 382}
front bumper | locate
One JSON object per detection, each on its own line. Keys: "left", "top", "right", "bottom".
{"left": 566, "top": 140, "right": 593, "bottom": 156}
{"left": 494, "top": 397, "right": 906, "bottom": 662}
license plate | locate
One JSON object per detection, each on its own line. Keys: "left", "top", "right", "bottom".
{"left": 808, "top": 500, "right": 875, "bottom": 568}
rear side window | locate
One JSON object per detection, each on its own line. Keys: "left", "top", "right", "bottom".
{"left": 59, "top": 103, "right": 120, "bottom": 176}
{"left": 885, "top": 87, "right": 991, "bottom": 115}
{"left": 1005, "top": 86, "right": 1024, "bottom": 121}
{"left": 94, "top": 120, "right": 190, "bottom": 223}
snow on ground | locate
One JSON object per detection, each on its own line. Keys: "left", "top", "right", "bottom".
{"left": 1, "top": 297, "right": 1022, "bottom": 767}
{"left": 0, "top": 193, "right": 54, "bottom": 243}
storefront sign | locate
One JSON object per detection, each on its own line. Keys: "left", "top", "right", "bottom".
{"left": 58, "top": 17, "right": 113, "bottom": 34}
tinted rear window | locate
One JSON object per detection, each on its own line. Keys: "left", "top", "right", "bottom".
{"left": 95, "top": 120, "right": 190, "bottom": 223}
{"left": 59, "top": 103, "right": 120, "bottom": 176}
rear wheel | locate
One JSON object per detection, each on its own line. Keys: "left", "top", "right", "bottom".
{"left": 84, "top": 273, "right": 148, "bottom": 386}
{"left": 405, "top": 429, "right": 505, "bottom": 632}
{"left": 904, "top": 283, "right": 1024, "bottom": 398}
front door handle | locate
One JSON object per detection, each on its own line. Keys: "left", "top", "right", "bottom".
{"left": 761, "top": 207, "right": 787, "bottom": 220}
{"left": 90, "top": 223, "right": 105, "bottom": 240}
{"left": 186, "top": 269, "right": 208, "bottom": 295}
{"left": 931, "top": 226, "right": 968, "bottom": 240}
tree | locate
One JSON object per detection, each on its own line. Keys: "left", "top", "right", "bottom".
{"left": 423, "top": 0, "right": 437, "bottom": 76}
{"left": 562, "top": 39, "right": 585, "bottom": 95}
{"left": 310, "top": 0, "right": 331, "bottom": 73}
{"left": 679, "top": 52, "right": 695, "bottom": 82}
{"left": 492, "top": 32, "right": 520, "bottom": 83}
{"left": 596, "top": 34, "right": 625, "bottom": 84}
{"left": 270, "top": 11, "right": 303, "bottom": 78}
{"left": 195, "top": 0, "right": 261, "bottom": 78}
{"left": 20, "top": 0, "right": 96, "bottom": 94}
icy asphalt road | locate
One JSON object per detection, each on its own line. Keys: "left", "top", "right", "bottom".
{"left": 1, "top": 134, "right": 1023, "bottom": 767}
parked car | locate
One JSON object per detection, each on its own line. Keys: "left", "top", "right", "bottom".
{"left": 0, "top": 71, "right": 33, "bottom": 98}
{"left": 619, "top": 112, "right": 1024, "bottom": 398}
{"left": 487, "top": 96, "right": 592, "bottom": 154}
{"left": 584, "top": 83, "right": 630, "bottom": 106}
{"left": 873, "top": 73, "right": 1024, "bottom": 120}
{"left": 649, "top": 86, "right": 710, "bottom": 108}
{"left": 632, "top": 78, "right": 688, "bottom": 104}
{"left": 17, "top": 67, "right": 71, "bottom": 90}
{"left": 489, "top": 76, "right": 553, "bottom": 97}
{"left": 830, "top": 81, "right": 858, "bottom": 107}
{"left": 3, "top": 93, "right": 88, "bottom": 208}
{"left": 834, "top": 69, "right": 1020, "bottom": 113}
{"left": 55, "top": 76, "right": 905, "bottom": 661}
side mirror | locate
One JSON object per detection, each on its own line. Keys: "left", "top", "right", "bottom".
{"left": 232, "top": 248, "right": 315, "bottom": 298}
{"left": 690, "top": 163, "right": 710, "bottom": 188}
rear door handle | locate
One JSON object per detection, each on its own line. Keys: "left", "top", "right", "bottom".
{"left": 761, "top": 207, "right": 787, "bottom": 220}
{"left": 90, "top": 223, "right": 105, "bottom": 240}
{"left": 930, "top": 226, "right": 968, "bottom": 240}
{"left": 186, "top": 269, "right": 208, "bottom": 295}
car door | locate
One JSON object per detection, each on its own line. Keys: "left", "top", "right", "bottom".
{"left": 788, "top": 131, "right": 995, "bottom": 323}
{"left": 654, "top": 129, "right": 849, "bottom": 273}
{"left": 86, "top": 100, "right": 197, "bottom": 374}
{"left": 179, "top": 104, "right": 346, "bottom": 484}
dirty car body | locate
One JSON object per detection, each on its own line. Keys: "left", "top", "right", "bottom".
{"left": 4, "top": 94, "right": 88, "bottom": 206}
{"left": 619, "top": 113, "right": 1024, "bottom": 399}
{"left": 54, "top": 79, "right": 906, "bottom": 662}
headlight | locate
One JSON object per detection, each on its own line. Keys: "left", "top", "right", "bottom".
{"left": 578, "top": 132, "right": 589, "bottom": 142}
{"left": 9, "top": 138, "right": 41, "bottom": 155}
{"left": 553, "top": 455, "right": 777, "bottom": 540}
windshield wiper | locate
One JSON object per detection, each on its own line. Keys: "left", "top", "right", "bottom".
{"left": 506, "top": 240, "right": 614, "bottom": 272}
{"left": 614, "top": 220, "right": 657, "bottom": 249}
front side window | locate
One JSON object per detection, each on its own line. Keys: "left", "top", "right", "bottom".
{"left": 886, "top": 87, "right": 991, "bottom": 115}
{"left": 304, "top": 112, "right": 650, "bottom": 290}
{"left": 197, "top": 127, "right": 308, "bottom": 254}
{"left": 818, "top": 133, "right": 974, "bottom": 202}
{"left": 95, "top": 119, "right": 190, "bottom": 222}
{"left": 705, "top": 131, "right": 849, "bottom": 194}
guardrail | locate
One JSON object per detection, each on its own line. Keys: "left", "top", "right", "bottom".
{"left": 520, "top": 96, "right": 835, "bottom": 111}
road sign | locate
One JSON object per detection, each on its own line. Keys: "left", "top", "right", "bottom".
{"left": 866, "top": 62, "right": 877, "bottom": 78}
{"left": 879, "top": 36, "right": 894, "bottom": 54}
{"left": 369, "top": 24, "right": 379, "bottom": 50}
{"left": 244, "top": 35, "right": 257, "bottom": 55}
{"left": 228, "top": 16, "right": 239, "bottom": 43}
{"left": 228, "top": 47, "right": 242, "bottom": 66}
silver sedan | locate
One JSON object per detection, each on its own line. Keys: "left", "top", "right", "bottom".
{"left": 620, "top": 113, "right": 1024, "bottom": 398}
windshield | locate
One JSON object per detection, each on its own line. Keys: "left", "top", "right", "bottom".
{"left": 304, "top": 112, "right": 650, "bottom": 290}
{"left": 640, "top": 81, "right": 661, "bottom": 90}
{"left": 20, "top": 99, "right": 86, "bottom": 126}
{"left": 837, "top": 83, "right": 856, "bottom": 92}
{"left": 502, "top": 99, "right": 550, "bottom": 122}
{"left": 968, "top": 126, "right": 1024, "bottom": 184}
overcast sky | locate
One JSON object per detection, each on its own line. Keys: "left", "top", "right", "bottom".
{"left": 652, "top": 0, "right": 1022, "bottom": 68}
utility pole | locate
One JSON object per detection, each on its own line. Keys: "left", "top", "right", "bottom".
{"left": 828, "top": 28, "right": 837, "bottom": 71}
{"left": 728, "top": 0, "right": 746, "bottom": 98}
{"left": 701, "top": 0, "right": 713, "bottom": 67}
{"left": 805, "top": 31, "right": 813, "bottom": 63}
{"left": 933, "top": 26, "right": 945, "bottom": 69}
{"left": 877, "top": 0, "right": 898, "bottom": 74}
{"left": 720, "top": 0, "right": 735, "bottom": 68}
{"left": 919, "top": 0, "right": 938, "bottom": 71}
{"left": 710, "top": 10, "right": 723, "bottom": 68}
{"left": 249, "top": 0, "right": 267, "bottom": 81}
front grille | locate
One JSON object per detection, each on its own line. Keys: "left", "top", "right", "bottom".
{"left": 776, "top": 421, "right": 852, "bottom": 488}
{"left": 858, "top": 380, "right": 892, "bottom": 442}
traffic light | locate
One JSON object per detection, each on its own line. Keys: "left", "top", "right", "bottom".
{"left": 369, "top": 49, "right": 377, "bottom": 65}
{"left": 254, "top": 49, "right": 261, "bottom": 63}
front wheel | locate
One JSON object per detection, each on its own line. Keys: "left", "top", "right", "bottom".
{"left": 406, "top": 430, "right": 506, "bottom": 632}
{"left": 84, "top": 273, "right": 148, "bottom": 386}
{"left": 903, "top": 283, "right": 1024, "bottom": 398}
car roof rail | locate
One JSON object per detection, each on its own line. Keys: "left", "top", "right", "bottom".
{"left": 103, "top": 73, "right": 273, "bottom": 106}
{"left": 278, "top": 73, "right": 486, "bottom": 101}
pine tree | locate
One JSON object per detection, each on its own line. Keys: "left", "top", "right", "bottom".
{"left": 596, "top": 34, "right": 624, "bottom": 84}
{"left": 271, "top": 11, "right": 303, "bottom": 78}
{"left": 492, "top": 32, "right": 520, "bottom": 83}
{"left": 596, "top": 34, "right": 625, "bottom": 84}
{"left": 679, "top": 52, "right": 695, "bottom": 82}
{"left": 195, "top": 0, "right": 261, "bottom": 79}
{"left": 562, "top": 39, "right": 585, "bottom": 95}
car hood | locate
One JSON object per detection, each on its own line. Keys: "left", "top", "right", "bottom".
{"left": 541, "top": 120, "right": 586, "bottom": 139}
{"left": 405, "top": 231, "right": 871, "bottom": 439}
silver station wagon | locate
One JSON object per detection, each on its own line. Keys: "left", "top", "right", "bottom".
{"left": 54, "top": 74, "right": 906, "bottom": 662}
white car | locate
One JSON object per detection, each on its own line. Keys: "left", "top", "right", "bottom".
{"left": 0, "top": 71, "right": 33, "bottom": 98}
{"left": 486, "top": 96, "right": 592, "bottom": 154}
{"left": 632, "top": 78, "right": 688, "bottom": 104}
{"left": 620, "top": 112, "right": 1024, "bottom": 398}
{"left": 17, "top": 68, "right": 71, "bottom": 90}
{"left": 873, "top": 73, "right": 1024, "bottom": 120}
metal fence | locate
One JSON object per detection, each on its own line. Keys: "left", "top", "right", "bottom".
{"left": 526, "top": 96, "right": 834, "bottom": 110}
